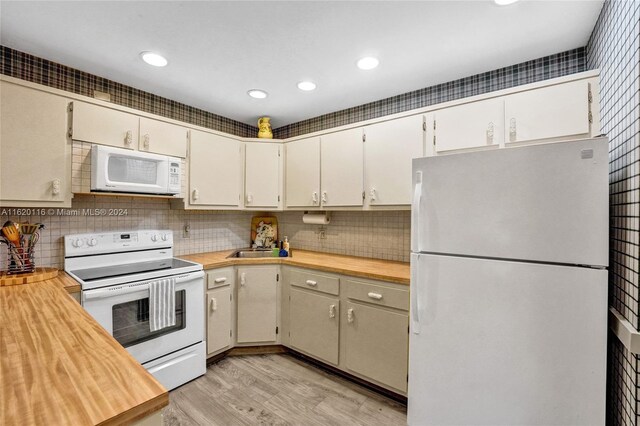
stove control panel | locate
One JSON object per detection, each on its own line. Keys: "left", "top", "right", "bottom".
{"left": 64, "top": 230, "right": 173, "bottom": 256}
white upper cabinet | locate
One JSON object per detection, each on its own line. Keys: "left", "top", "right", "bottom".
{"left": 245, "top": 143, "right": 281, "bottom": 209}
{"left": 321, "top": 128, "right": 364, "bottom": 207}
{"left": 1, "top": 81, "right": 72, "bottom": 206}
{"left": 189, "top": 130, "right": 242, "bottom": 208}
{"left": 433, "top": 97, "right": 504, "bottom": 154}
{"left": 505, "top": 79, "right": 592, "bottom": 144}
{"left": 285, "top": 137, "right": 321, "bottom": 208}
{"left": 71, "top": 101, "right": 139, "bottom": 149}
{"left": 139, "top": 117, "right": 188, "bottom": 158}
{"left": 364, "top": 115, "right": 424, "bottom": 206}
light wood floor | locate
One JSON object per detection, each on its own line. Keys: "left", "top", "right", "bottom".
{"left": 163, "top": 354, "right": 407, "bottom": 426}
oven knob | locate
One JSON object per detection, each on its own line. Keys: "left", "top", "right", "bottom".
{"left": 161, "top": 233, "right": 168, "bottom": 241}
{"left": 151, "top": 234, "right": 158, "bottom": 242}
{"left": 73, "top": 238, "right": 84, "bottom": 248}
{"left": 88, "top": 238, "right": 97, "bottom": 247}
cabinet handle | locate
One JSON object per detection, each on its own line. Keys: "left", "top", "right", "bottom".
{"left": 509, "top": 118, "right": 516, "bottom": 142}
{"left": 367, "top": 292, "right": 383, "bottom": 300}
{"left": 240, "top": 272, "right": 246, "bottom": 287}
{"left": 143, "top": 134, "right": 150, "bottom": 149}
{"left": 246, "top": 194, "right": 253, "bottom": 204}
{"left": 486, "top": 122, "right": 494, "bottom": 145}
{"left": 312, "top": 191, "right": 318, "bottom": 204}
{"left": 369, "top": 188, "right": 377, "bottom": 202}
{"left": 347, "top": 308, "right": 354, "bottom": 323}
{"left": 210, "top": 297, "right": 217, "bottom": 312}
{"left": 322, "top": 191, "right": 327, "bottom": 203}
{"left": 329, "top": 304, "right": 336, "bottom": 319}
{"left": 52, "top": 179, "right": 61, "bottom": 196}
{"left": 192, "top": 189, "right": 199, "bottom": 201}
{"left": 214, "top": 277, "right": 227, "bottom": 284}
{"left": 125, "top": 130, "right": 133, "bottom": 146}
{"left": 306, "top": 280, "right": 317, "bottom": 287}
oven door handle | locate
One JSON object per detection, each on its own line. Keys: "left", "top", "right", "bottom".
{"left": 84, "top": 271, "right": 204, "bottom": 300}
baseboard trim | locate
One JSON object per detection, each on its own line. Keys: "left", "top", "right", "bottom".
{"left": 610, "top": 307, "right": 640, "bottom": 354}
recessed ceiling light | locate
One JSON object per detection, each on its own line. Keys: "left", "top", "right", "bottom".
{"left": 140, "top": 51, "right": 168, "bottom": 67}
{"left": 297, "top": 81, "right": 317, "bottom": 91}
{"left": 247, "top": 89, "right": 268, "bottom": 99}
{"left": 494, "top": 0, "right": 519, "bottom": 5}
{"left": 357, "top": 57, "right": 379, "bottom": 70}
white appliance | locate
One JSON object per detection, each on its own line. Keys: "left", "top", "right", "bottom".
{"left": 64, "top": 230, "right": 205, "bottom": 391}
{"left": 91, "top": 145, "right": 181, "bottom": 195}
{"left": 408, "top": 137, "right": 609, "bottom": 425}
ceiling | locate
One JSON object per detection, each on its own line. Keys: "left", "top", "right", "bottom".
{"left": 0, "top": 1, "right": 603, "bottom": 128}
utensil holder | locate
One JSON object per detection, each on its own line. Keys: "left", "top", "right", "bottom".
{"left": 6, "top": 249, "right": 35, "bottom": 274}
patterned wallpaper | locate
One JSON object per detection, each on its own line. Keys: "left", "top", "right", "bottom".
{"left": 0, "top": 46, "right": 257, "bottom": 138}
{"left": 587, "top": 1, "right": 640, "bottom": 424}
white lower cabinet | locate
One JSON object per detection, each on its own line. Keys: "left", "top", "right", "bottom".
{"left": 205, "top": 267, "right": 235, "bottom": 355}
{"left": 289, "top": 288, "right": 340, "bottom": 365}
{"left": 236, "top": 266, "right": 279, "bottom": 344}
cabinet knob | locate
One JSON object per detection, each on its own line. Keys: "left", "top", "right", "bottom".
{"left": 305, "top": 280, "right": 317, "bottom": 287}
{"left": 143, "top": 134, "right": 150, "bottom": 149}
{"left": 240, "top": 272, "right": 246, "bottom": 286}
{"left": 367, "top": 292, "right": 383, "bottom": 300}
{"left": 210, "top": 297, "right": 217, "bottom": 312}
{"left": 486, "top": 122, "right": 494, "bottom": 145}
{"left": 329, "top": 304, "right": 336, "bottom": 319}
{"left": 192, "top": 189, "right": 199, "bottom": 201}
{"left": 214, "top": 277, "right": 227, "bottom": 284}
{"left": 312, "top": 191, "right": 318, "bottom": 204}
{"left": 347, "top": 308, "right": 354, "bottom": 323}
{"left": 246, "top": 194, "right": 253, "bottom": 204}
{"left": 125, "top": 130, "right": 133, "bottom": 146}
{"left": 322, "top": 191, "right": 327, "bottom": 203}
{"left": 509, "top": 118, "right": 517, "bottom": 142}
{"left": 52, "top": 179, "right": 61, "bottom": 196}
{"left": 369, "top": 188, "right": 377, "bottom": 202}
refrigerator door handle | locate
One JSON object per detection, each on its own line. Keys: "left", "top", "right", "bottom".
{"left": 410, "top": 255, "right": 421, "bottom": 334}
{"left": 411, "top": 171, "right": 423, "bottom": 253}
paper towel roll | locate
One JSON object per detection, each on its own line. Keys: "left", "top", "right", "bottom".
{"left": 302, "top": 213, "right": 330, "bottom": 225}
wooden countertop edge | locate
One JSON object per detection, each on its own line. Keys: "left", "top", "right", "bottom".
{"left": 181, "top": 250, "right": 410, "bottom": 285}
{"left": 97, "top": 393, "right": 169, "bottom": 426}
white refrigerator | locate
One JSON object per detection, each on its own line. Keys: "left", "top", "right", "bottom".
{"left": 408, "top": 137, "right": 609, "bottom": 425}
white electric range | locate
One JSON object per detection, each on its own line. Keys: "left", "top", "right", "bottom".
{"left": 64, "top": 229, "right": 206, "bottom": 390}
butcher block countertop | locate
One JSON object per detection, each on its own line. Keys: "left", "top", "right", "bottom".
{"left": 180, "top": 249, "right": 410, "bottom": 285}
{"left": 0, "top": 273, "right": 168, "bottom": 425}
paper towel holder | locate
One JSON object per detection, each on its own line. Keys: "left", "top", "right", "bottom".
{"left": 302, "top": 212, "right": 330, "bottom": 225}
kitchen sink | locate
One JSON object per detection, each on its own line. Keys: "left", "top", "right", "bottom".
{"left": 227, "top": 248, "right": 274, "bottom": 258}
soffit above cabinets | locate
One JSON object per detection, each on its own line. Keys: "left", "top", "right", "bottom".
{"left": 0, "top": 1, "right": 603, "bottom": 127}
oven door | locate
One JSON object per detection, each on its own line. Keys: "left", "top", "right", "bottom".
{"left": 82, "top": 271, "right": 204, "bottom": 364}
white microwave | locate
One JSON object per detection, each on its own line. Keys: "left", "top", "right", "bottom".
{"left": 91, "top": 145, "right": 181, "bottom": 195}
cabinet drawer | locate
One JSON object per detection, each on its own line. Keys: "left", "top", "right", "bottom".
{"left": 289, "top": 269, "right": 339, "bottom": 296}
{"left": 206, "top": 267, "right": 235, "bottom": 289}
{"left": 344, "top": 279, "right": 409, "bottom": 311}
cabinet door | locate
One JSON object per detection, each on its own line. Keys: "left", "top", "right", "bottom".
{"left": 71, "top": 101, "right": 138, "bottom": 149}
{"left": 237, "top": 266, "right": 278, "bottom": 343}
{"left": 434, "top": 97, "right": 504, "bottom": 153}
{"left": 207, "top": 286, "right": 232, "bottom": 355}
{"left": 344, "top": 301, "right": 408, "bottom": 392}
{"left": 245, "top": 143, "right": 281, "bottom": 209}
{"left": 505, "top": 79, "right": 591, "bottom": 144}
{"left": 1, "top": 81, "right": 71, "bottom": 205}
{"left": 290, "top": 288, "right": 339, "bottom": 365}
{"left": 364, "top": 115, "right": 424, "bottom": 206}
{"left": 285, "top": 137, "right": 320, "bottom": 208}
{"left": 139, "top": 117, "right": 188, "bottom": 158}
{"left": 189, "top": 130, "right": 242, "bottom": 207}
{"left": 320, "top": 128, "right": 364, "bottom": 207}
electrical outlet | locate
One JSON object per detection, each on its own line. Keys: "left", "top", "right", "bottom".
{"left": 318, "top": 228, "right": 326, "bottom": 239}
{"left": 183, "top": 223, "right": 191, "bottom": 239}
